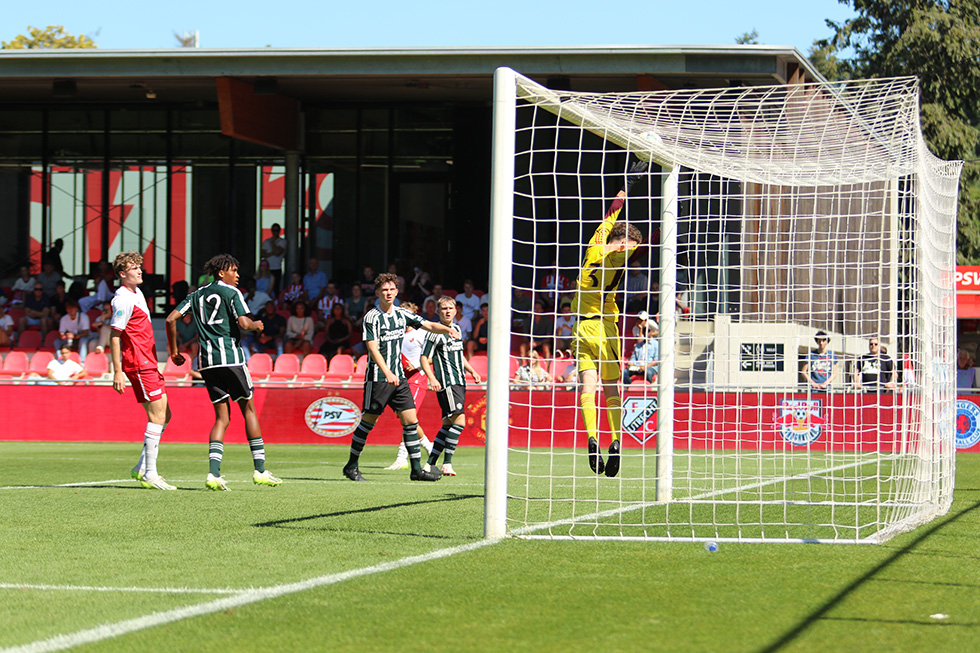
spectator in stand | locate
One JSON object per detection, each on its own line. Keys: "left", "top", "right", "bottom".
{"left": 79, "top": 272, "right": 115, "bottom": 313}
{"left": 956, "top": 349, "right": 976, "bottom": 390}
{"left": 554, "top": 302, "right": 576, "bottom": 354}
{"left": 519, "top": 299, "right": 554, "bottom": 360}
{"left": 49, "top": 281, "right": 69, "bottom": 321}
{"left": 387, "top": 262, "right": 406, "bottom": 294}
{"left": 422, "top": 298, "right": 439, "bottom": 323}
{"left": 43, "top": 238, "right": 65, "bottom": 276}
{"left": 359, "top": 265, "right": 377, "bottom": 296}
{"left": 802, "top": 330, "right": 838, "bottom": 390}
{"left": 174, "top": 311, "right": 201, "bottom": 365}
{"left": 11, "top": 265, "right": 35, "bottom": 306}
{"left": 320, "top": 302, "right": 354, "bottom": 360}
{"left": 46, "top": 344, "right": 87, "bottom": 383}
{"left": 456, "top": 279, "right": 481, "bottom": 322}
{"left": 411, "top": 267, "right": 432, "bottom": 305}
{"left": 243, "top": 301, "right": 286, "bottom": 358}
{"left": 303, "top": 258, "right": 328, "bottom": 303}
{"left": 242, "top": 278, "right": 272, "bottom": 316}
{"left": 278, "top": 271, "right": 305, "bottom": 308}
{"left": 260, "top": 223, "right": 286, "bottom": 293}
{"left": 676, "top": 291, "right": 692, "bottom": 319}
{"left": 625, "top": 260, "right": 649, "bottom": 312}
{"left": 345, "top": 283, "right": 368, "bottom": 325}
{"left": 18, "top": 283, "right": 54, "bottom": 337}
{"left": 511, "top": 287, "right": 532, "bottom": 331}
{"left": 85, "top": 301, "right": 112, "bottom": 355}
{"left": 54, "top": 298, "right": 91, "bottom": 360}
{"left": 623, "top": 318, "right": 660, "bottom": 385}
{"left": 424, "top": 283, "right": 446, "bottom": 309}
{"left": 0, "top": 286, "right": 6, "bottom": 308}
{"left": 453, "top": 300, "right": 472, "bottom": 341}
{"left": 539, "top": 260, "right": 570, "bottom": 309}
{"left": 283, "top": 300, "right": 314, "bottom": 356}
{"left": 466, "top": 300, "right": 489, "bottom": 359}
{"left": 513, "top": 350, "right": 552, "bottom": 389}
{"left": 92, "top": 260, "right": 116, "bottom": 289}
{"left": 854, "top": 337, "right": 897, "bottom": 392}
{"left": 316, "top": 282, "right": 343, "bottom": 324}
{"left": 36, "top": 261, "right": 62, "bottom": 297}
{"left": 0, "top": 303, "right": 15, "bottom": 347}
{"left": 255, "top": 260, "right": 275, "bottom": 296}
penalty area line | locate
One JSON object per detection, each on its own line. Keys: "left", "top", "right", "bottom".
{"left": 0, "top": 583, "right": 242, "bottom": 595}
{"left": 0, "top": 538, "right": 500, "bottom": 653}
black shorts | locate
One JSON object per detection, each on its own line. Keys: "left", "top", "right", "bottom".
{"left": 437, "top": 384, "right": 467, "bottom": 419}
{"left": 362, "top": 378, "right": 416, "bottom": 415}
{"left": 200, "top": 365, "right": 254, "bottom": 404}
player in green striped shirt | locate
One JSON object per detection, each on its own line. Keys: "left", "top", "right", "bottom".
{"left": 166, "top": 253, "right": 282, "bottom": 491}
{"left": 420, "top": 296, "right": 482, "bottom": 476}
{"left": 343, "top": 272, "right": 461, "bottom": 482}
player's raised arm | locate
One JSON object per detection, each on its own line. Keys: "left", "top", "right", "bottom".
{"left": 237, "top": 314, "right": 264, "bottom": 333}
{"left": 422, "top": 319, "right": 460, "bottom": 339}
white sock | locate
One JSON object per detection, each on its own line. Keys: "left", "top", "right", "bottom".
{"left": 420, "top": 434, "right": 433, "bottom": 454}
{"left": 395, "top": 442, "right": 408, "bottom": 462}
{"left": 135, "top": 446, "right": 146, "bottom": 474}
{"left": 144, "top": 423, "right": 164, "bottom": 477}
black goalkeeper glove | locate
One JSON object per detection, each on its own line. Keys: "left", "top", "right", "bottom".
{"left": 624, "top": 158, "right": 649, "bottom": 193}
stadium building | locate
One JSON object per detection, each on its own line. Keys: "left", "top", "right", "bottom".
{"left": 0, "top": 45, "right": 823, "bottom": 306}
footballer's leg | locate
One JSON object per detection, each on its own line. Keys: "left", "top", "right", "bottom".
{"left": 401, "top": 408, "right": 440, "bottom": 481}
{"left": 240, "top": 397, "right": 281, "bottom": 487}
{"left": 601, "top": 327, "right": 624, "bottom": 478}
{"left": 440, "top": 413, "right": 466, "bottom": 477}
{"left": 344, "top": 412, "right": 378, "bottom": 481}
{"left": 139, "top": 394, "right": 175, "bottom": 490}
{"left": 574, "top": 322, "right": 604, "bottom": 474}
{"left": 205, "top": 400, "right": 232, "bottom": 491}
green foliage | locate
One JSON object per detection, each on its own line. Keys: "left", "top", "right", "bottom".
{"left": 811, "top": 1, "right": 980, "bottom": 262}
{"left": 1, "top": 25, "right": 96, "bottom": 49}
{"left": 735, "top": 28, "right": 760, "bottom": 45}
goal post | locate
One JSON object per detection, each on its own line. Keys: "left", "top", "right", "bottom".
{"left": 485, "top": 66, "right": 961, "bottom": 543}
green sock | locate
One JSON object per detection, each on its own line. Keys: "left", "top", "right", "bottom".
{"left": 248, "top": 437, "right": 266, "bottom": 473}
{"left": 208, "top": 441, "right": 223, "bottom": 476}
{"left": 404, "top": 423, "right": 422, "bottom": 472}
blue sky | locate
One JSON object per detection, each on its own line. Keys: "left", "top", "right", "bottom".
{"left": 5, "top": 0, "right": 854, "bottom": 53}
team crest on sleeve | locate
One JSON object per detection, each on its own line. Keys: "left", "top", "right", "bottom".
{"left": 623, "top": 397, "right": 658, "bottom": 444}
{"left": 774, "top": 399, "right": 825, "bottom": 445}
{"left": 955, "top": 400, "right": 980, "bottom": 449}
{"left": 305, "top": 396, "right": 361, "bottom": 438}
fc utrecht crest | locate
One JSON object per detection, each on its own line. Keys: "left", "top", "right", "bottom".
{"left": 623, "top": 397, "right": 658, "bottom": 444}
{"left": 305, "top": 396, "right": 361, "bottom": 438}
{"left": 774, "top": 399, "right": 826, "bottom": 446}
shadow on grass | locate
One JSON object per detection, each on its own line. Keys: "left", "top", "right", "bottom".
{"left": 253, "top": 493, "right": 482, "bottom": 532}
{"left": 760, "top": 498, "right": 980, "bottom": 652}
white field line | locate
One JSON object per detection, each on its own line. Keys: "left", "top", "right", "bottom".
{"left": 0, "top": 538, "right": 500, "bottom": 653}
{"left": 0, "top": 583, "right": 241, "bottom": 595}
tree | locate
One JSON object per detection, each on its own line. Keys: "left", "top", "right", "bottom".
{"left": 2, "top": 25, "right": 96, "bottom": 49}
{"left": 735, "top": 29, "right": 760, "bottom": 45}
{"left": 811, "top": 1, "right": 980, "bottom": 262}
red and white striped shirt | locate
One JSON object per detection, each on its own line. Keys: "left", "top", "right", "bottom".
{"left": 110, "top": 286, "right": 158, "bottom": 371}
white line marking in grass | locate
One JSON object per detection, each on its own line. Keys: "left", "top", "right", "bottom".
{"left": 0, "top": 480, "right": 131, "bottom": 490}
{"left": 0, "top": 583, "right": 241, "bottom": 595}
{"left": 0, "top": 538, "right": 500, "bottom": 653}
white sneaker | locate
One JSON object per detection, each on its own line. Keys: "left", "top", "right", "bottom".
{"left": 253, "top": 470, "right": 282, "bottom": 486}
{"left": 140, "top": 474, "right": 176, "bottom": 490}
{"left": 205, "top": 473, "right": 230, "bottom": 491}
{"left": 441, "top": 463, "right": 457, "bottom": 477}
{"left": 386, "top": 459, "right": 409, "bottom": 470}
{"left": 422, "top": 463, "right": 432, "bottom": 473}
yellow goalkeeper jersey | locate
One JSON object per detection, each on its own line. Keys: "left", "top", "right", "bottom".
{"left": 571, "top": 195, "right": 636, "bottom": 320}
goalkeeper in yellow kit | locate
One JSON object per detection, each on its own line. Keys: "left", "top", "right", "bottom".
{"left": 572, "top": 159, "right": 646, "bottom": 477}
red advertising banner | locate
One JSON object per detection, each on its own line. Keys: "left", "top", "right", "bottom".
{"left": 1, "top": 385, "right": 977, "bottom": 453}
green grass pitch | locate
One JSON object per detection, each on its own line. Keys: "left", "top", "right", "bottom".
{"left": 1, "top": 441, "right": 977, "bottom": 652}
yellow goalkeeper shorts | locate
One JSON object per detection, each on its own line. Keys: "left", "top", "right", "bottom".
{"left": 573, "top": 318, "right": 622, "bottom": 381}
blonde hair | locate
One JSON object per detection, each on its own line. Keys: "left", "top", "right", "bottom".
{"left": 437, "top": 296, "right": 456, "bottom": 309}
{"left": 112, "top": 251, "right": 143, "bottom": 276}
{"left": 400, "top": 301, "right": 418, "bottom": 314}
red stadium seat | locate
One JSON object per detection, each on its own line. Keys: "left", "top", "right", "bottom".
{"left": 508, "top": 355, "right": 522, "bottom": 379}
{"left": 296, "top": 353, "right": 327, "bottom": 381}
{"left": 324, "top": 354, "right": 355, "bottom": 382}
{"left": 162, "top": 356, "right": 191, "bottom": 380}
{"left": 311, "top": 331, "right": 327, "bottom": 351}
{"left": 247, "top": 353, "right": 273, "bottom": 381}
{"left": 82, "top": 352, "right": 109, "bottom": 377}
{"left": 86, "top": 308, "right": 102, "bottom": 325}
{"left": 351, "top": 354, "right": 369, "bottom": 381}
{"left": 14, "top": 330, "right": 42, "bottom": 352}
{"left": 28, "top": 351, "right": 55, "bottom": 377}
{"left": 467, "top": 354, "right": 488, "bottom": 382}
{"left": 270, "top": 353, "right": 300, "bottom": 381}
{"left": 42, "top": 331, "right": 60, "bottom": 351}
{"left": 0, "top": 351, "right": 29, "bottom": 378}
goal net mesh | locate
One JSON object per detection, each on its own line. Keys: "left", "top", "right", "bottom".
{"left": 491, "top": 70, "right": 960, "bottom": 543}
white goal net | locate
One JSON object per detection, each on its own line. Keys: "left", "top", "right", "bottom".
{"left": 484, "top": 67, "right": 961, "bottom": 544}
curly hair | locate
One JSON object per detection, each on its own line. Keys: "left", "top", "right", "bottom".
{"left": 204, "top": 253, "right": 240, "bottom": 278}
{"left": 112, "top": 251, "right": 143, "bottom": 276}
{"left": 609, "top": 221, "right": 643, "bottom": 245}
{"left": 400, "top": 301, "right": 418, "bottom": 314}
{"left": 374, "top": 272, "right": 399, "bottom": 291}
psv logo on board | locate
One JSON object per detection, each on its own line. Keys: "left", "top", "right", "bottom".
{"left": 305, "top": 396, "right": 361, "bottom": 438}
{"left": 623, "top": 397, "right": 658, "bottom": 444}
{"left": 774, "top": 399, "right": 826, "bottom": 446}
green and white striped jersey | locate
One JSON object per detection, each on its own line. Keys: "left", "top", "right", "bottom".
{"left": 422, "top": 331, "right": 467, "bottom": 387}
{"left": 362, "top": 305, "right": 425, "bottom": 382}
{"left": 176, "top": 280, "right": 249, "bottom": 369}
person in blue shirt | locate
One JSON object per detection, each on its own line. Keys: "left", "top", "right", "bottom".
{"left": 803, "top": 330, "right": 838, "bottom": 390}
{"left": 302, "top": 258, "right": 329, "bottom": 303}
{"left": 623, "top": 318, "right": 660, "bottom": 384}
